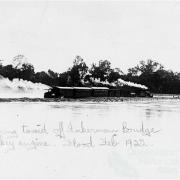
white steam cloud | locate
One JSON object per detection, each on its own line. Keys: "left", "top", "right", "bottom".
{"left": 0, "top": 75, "right": 49, "bottom": 98}
{"left": 90, "top": 78, "right": 148, "bottom": 89}
{"left": 116, "top": 79, "right": 148, "bottom": 89}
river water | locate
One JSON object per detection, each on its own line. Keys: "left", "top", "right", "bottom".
{"left": 0, "top": 98, "right": 179, "bottom": 179}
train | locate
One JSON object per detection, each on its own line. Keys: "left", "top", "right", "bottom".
{"left": 44, "top": 86, "right": 153, "bottom": 98}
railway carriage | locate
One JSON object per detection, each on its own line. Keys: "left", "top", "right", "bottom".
{"left": 91, "top": 87, "right": 109, "bottom": 97}
{"left": 44, "top": 86, "right": 153, "bottom": 98}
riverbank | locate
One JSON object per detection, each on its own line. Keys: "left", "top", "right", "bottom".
{"left": 0, "top": 95, "right": 180, "bottom": 102}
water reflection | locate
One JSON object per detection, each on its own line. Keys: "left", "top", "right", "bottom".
{"left": 47, "top": 98, "right": 180, "bottom": 122}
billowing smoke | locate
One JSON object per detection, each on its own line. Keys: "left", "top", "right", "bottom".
{"left": 116, "top": 78, "right": 148, "bottom": 89}
{"left": 90, "top": 77, "right": 148, "bottom": 89}
{"left": 0, "top": 75, "right": 49, "bottom": 98}
{"left": 90, "top": 78, "right": 111, "bottom": 86}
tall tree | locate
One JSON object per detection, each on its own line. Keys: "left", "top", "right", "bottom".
{"left": 68, "top": 55, "right": 88, "bottom": 86}
{"left": 18, "top": 63, "right": 35, "bottom": 81}
{"left": 108, "top": 68, "right": 123, "bottom": 83}
{"left": 90, "top": 60, "right": 111, "bottom": 81}
{"left": 128, "top": 59, "right": 164, "bottom": 76}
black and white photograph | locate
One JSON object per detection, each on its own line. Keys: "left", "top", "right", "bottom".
{"left": 0, "top": 0, "right": 179, "bottom": 179}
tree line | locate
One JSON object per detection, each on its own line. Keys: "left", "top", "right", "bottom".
{"left": 0, "top": 55, "right": 180, "bottom": 94}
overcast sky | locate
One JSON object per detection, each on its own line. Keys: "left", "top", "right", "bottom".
{"left": 0, "top": 1, "right": 180, "bottom": 73}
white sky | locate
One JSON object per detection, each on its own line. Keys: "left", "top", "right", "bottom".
{"left": 0, "top": 1, "right": 180, "bottom": 73}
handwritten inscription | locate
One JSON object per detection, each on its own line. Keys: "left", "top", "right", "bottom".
{"left": 122, "top": 121, "right": 161, "bottom": 136}
{"left": 100, "top": 134, "right": 119, "bottom": 147}
{"left": 18, "top": 138, "right": 51, "bottom": 150}
{"left": 22, "top": 124, "right": 48, "bottom": 134}
{"left": 0, "top": 121, "right": 161, "bottom": 153}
